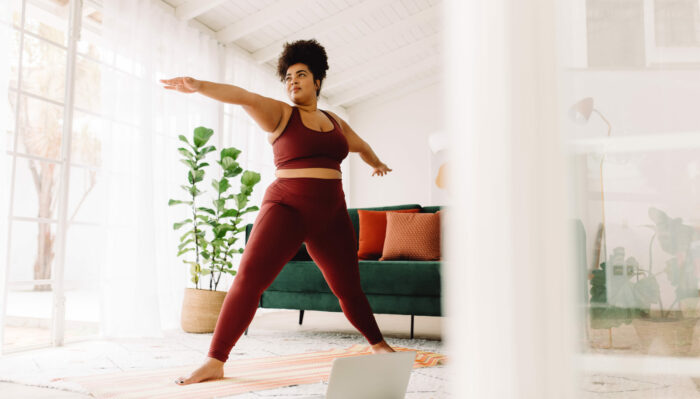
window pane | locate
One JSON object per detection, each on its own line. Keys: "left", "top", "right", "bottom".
{"left": 67, "top": 165, "right": 101, "bottom": 224}
{"left": 10, "top": 0, "right": 22, "bottom": 28}
{"left": 565, "top": 0, "right": 700, "bottom": 367}
{"left": 74, "top": 55, "right": 102, "bottom": 114}
{"left": 64, "top": 224, "right": 102, "bottom": 342}
{"left": 11, "top": 157, "right": 61, "bottom": 220}
{"left": 8, "top": 220, "right": 56, "bottom": 284}
{"left": 15, "top": 94, "right": 63, "bottom": 160}
{"left": 20, "top": 34, "right": 66, "bottom": 104}
{"left": 9, "top": 29, "right": 19, "bottom": 90}
{"left": 3, "top": 287, "right": 52, "bottom": 351}
{"left": 72, "top": 110, "right": 103, "bottom": 168}
{"left": 24, "top": 0, "right": 68, "bottom": 47}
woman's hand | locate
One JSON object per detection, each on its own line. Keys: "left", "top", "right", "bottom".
{"left": 372, "top": 163, "right": 392, "bottom": 177}
{"left": 160, "top": 76, "right": 202, "bottom": 93}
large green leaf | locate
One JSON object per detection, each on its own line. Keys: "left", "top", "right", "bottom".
{"left": 198, "top": 207, "right": 216, "bottom": 215}
{"left": 221, "top": 209, "right": 239, "bottom": 218}
{"left": 235, "top": 193, "right": 248, "bottom": 209}
{"left": 193, "top": 127, "right": 214, "bottom": 148}
{"left": 189, "top": 169, "right": 205, "bottom": 184}
{"left": 214, "top": 198, "right": 226, "bottom": 213}
{"left": 224, "top": 165, "right": 243, "bottom": 178}
{"left": 221, "top": 157, "right": 235, "bottom": 171}
{"left": 168, "top": 199, "right": 192, "bottom": 206}
{"left": 241, "top": 170, "right": 261, "bottom": 186}
{"left": 199, "top": 145, "right": 216, "bottom": 155}
{"left": 188, "top": 186, "right": 202, "bottom": 197}
{"left": 633, "top": 276, "right": 660, "bottom": 308}
{"left": 178, "top": 135, "right": 190, "bottom": 145}
{"left": 178, "top": 147, "right": 194, "bottom": 159}
{"left": 214, "top": 224, "right": 234, "bottom": 237}
{"left": 216, "top": 178, "right": 230, "bottom": 194}
{"left": 180, "top": 230, "right": 194, "bottom": 242}
{"left": 239, "top": 185, "right": 253, "bottom": 196}
{"left": 178, "top": 239, "right": 194, "bottom": 251}
{"left": 180, "top": 159, "right": 196, "bottom": 171}
{"left": 221, "top": 147, "right": 241, "bottom": 161}
{"left": 173, "top": 219, "right": 192, "bottom": 230}
{"left": 240, "top": 205, "right": 259, "bottom": 214}
{"left": 177, "top": 247, "right": 194, "bottom": 257}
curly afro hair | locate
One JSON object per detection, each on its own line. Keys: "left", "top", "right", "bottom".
{"left": 276, "top": 39, "right": 329, "bottom": 97}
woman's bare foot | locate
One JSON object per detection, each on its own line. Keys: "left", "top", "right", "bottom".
{"left": 371, "top": 339, "right": 396, "bottom": 354}
{"left": 175, "top": 357, "right": 225, "bottom": 385}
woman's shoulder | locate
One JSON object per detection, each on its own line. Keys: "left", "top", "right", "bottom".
{"left": 267, "top": 104, "right": 296, "bottom": 144}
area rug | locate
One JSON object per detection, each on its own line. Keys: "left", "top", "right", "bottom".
{"left": 52, "top": 344, "right": 446, "bottom": 399}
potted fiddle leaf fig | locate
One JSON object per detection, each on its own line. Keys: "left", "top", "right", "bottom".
{"left": 594, "top": 207, "right": 700, "bottom": 354}
{"left": 630, "top": 207, "right": 700, "bottom": 355}
{"left": 199, "top": 147, "right": 261, "bottom": 292}
{"left": 168, "top": 126, "right": 261, "bottom": 333}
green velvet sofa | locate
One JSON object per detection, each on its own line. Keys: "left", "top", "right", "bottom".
{"left": 244, "top": 204, "right": 443, "bottom": 339}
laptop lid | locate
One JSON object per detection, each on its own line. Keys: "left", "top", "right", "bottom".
{"left": 325, "top": 351, "right": 416, "bottom": 399}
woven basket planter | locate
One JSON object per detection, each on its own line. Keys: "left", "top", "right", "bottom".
{"left": 181, "top": 287, "right": 227, "bottom": 333}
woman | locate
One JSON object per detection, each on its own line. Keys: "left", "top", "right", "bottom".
{"left": 161, "top": 39, "right": 395, "bottom": 385}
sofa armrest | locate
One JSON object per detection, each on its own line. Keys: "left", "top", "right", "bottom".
{"left": 245, "top": 223, "right": 253, "bottom": 245}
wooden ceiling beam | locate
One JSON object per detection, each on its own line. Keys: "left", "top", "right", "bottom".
{"left": 324, "top": 33, "right": 440, "bottom": 91}
{"left": 326, "top": 56, "right": 437, "bottom": 107}
{"left": 251, "top": 0, "right": 395, "bottom": 64}
{"left": 216, "top": 0, "right": 317, "bottom": 44}
{"left": 175, "top": 0, "right": 227, "bottom": 21}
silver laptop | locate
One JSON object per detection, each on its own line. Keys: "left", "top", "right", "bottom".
{"left": 302, "top": 351, "right": 416, "bottom": 399}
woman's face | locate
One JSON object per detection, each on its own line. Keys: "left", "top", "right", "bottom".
{"left": 285, "top": 63, "right": 319, "bottom": 104}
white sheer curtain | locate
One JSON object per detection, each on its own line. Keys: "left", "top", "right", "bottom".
{"left": 97, "top": 0, "right": 223, "bottom": 337}
{"left": 0, "top": 0, "right": 12, "bottom": 343}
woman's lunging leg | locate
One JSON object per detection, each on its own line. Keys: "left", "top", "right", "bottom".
{"left": 305, "top": 207, "right": 384, "bottom": 345}
{"left": 207, "top": 201, "right": 306, "bottom": 363}
{"left": 176, "top": 201, "right": 306, "bottom": 385}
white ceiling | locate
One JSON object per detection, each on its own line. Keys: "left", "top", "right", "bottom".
{"left": 159, "top": 0, "right": 444, "bottom": 110}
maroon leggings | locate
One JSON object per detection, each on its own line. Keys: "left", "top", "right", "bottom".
{"left": 207, "top": 177, "right": 384, "bottom": 362}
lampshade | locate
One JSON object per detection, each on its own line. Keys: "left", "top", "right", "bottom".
{"left": 569, "top": 97, "right": 594, "bottom": 124}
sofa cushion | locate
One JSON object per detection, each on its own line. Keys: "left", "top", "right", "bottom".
{"left": 267, "top": 260, "right": 441, "bottom": 297}
{"left": 357, "top": 208, "right": 421, "bottom": 260}
{"left": 347, "top": 205, "right": 421, "bottom": 249}
{"left": 380, "top": 212, "right": 441, "bottom": 261}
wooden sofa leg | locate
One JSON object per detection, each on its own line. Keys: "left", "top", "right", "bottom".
{"left": 299, "top": 310, "right": 305, "bottom": 325}
{"left": 244, "top": 328, "right": 248, "bottom": 336}
{"left": 410, "top": 315, "right": 415, "bottom": 339}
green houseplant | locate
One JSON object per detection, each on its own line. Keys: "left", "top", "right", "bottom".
{"left": 592, "top": 207, "right": 700, "bottom": 354}
{"left": 168, "top": 126, "right": 261, "bottom": 333}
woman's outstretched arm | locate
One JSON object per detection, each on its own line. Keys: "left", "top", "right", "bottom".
{"left": 160, "top": 77, "right": 287, "bottom": 133}
{"left": 326, "top": 111, "right": 392, "bottom": 177}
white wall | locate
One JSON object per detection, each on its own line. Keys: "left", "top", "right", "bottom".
{"left": 345, "top": 82, "right": 443, "bottom": 208}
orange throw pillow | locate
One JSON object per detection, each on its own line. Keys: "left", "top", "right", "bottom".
{"left": 380, "top": 212, "right": 441, "bottom": 261}
{"left": 357, "top": 208, "right": 420, "bottom": 260}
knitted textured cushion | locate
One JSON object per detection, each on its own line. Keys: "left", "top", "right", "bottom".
{"left": 357, "top": 208, "right": 420, "bottom": 260}
{"left": 380, "top": 211, "right": 441, "bottom": 261}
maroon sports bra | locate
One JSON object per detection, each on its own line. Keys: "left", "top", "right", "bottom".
{"left": 272, "top": 106, "right": 349, "bottom": 172}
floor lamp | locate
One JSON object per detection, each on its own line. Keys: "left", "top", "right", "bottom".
{"left": 569, "top": 97, "right": 612, "bottom": 270}
{"left": 569, "top": 97, "right": 614, "bottom": 348}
